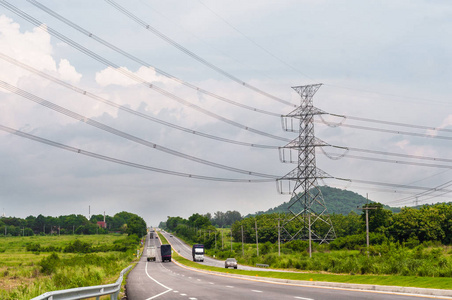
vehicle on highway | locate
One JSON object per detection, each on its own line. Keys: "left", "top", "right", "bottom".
{"left": 146, "top": 246, "right": 156, "bottom": 262}
{"left": 192, "top": 244, "right": 205, "bottom": 262}
{"left": 225, "top": 258, "right": 237, "bottom": 269}
{"left": 160, "top": 244, "right": 172, "bottom": 262}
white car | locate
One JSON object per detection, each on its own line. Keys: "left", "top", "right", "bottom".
{"left": 225, "top": 258, "right": 237, "bottom": 269}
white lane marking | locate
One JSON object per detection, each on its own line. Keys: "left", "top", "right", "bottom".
{"left": 144, "top": 261, "right": 173, "bottom": 300}
{"left": 189, "top": 298, "right": 197, "bottom": 300}
{"left": 180, "top": 294, "right": 187, "bottom": 296}
{"left": 294, "top": 297, "right": 314, "bottom": 300}
{"left": 173, "top": 291, "right": 179, "bottom": 293}
{"left": 226, "top": 285, "right": 234, "bottom": 288}
{"left": 197, "top": 278, "right": 201, "bottom": 281}
{"left": 252, "top": 290, "right": 263, "bottom": 293}
{"left": 208, "top": 282, "right": 214, "bottom": 285}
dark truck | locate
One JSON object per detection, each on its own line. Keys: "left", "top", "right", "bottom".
{"left": 160, "top": 244, "right": 171, "bottom": 262}
{"left": 192, "top": 244, "right": 204, "bottom": 262}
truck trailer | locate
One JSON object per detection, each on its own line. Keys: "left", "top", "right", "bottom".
{"left": 160, "top": 244, "right": 172, "bottom": 262}
{"left": 146, "top": 246, "right": 156, "bottom": 262}
{"left": 192, "top": 244, "right": 205, "bottom": 262}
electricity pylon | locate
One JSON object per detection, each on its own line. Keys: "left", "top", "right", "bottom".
{"left": 277, "top": 84, "right": 336, "bottom": 248}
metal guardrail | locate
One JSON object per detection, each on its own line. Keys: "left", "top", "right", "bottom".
{"left": 256, "top": 263, "right": 270, "bottom": 268}
{"left": 31, "top": 265, "right": 132, "bottom": 300}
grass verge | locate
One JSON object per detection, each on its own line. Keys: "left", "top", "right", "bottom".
{"left": 158, "top": 231, "right": 451, "bottom": 290}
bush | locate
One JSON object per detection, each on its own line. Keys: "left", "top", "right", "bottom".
{"left": 64, "top": 240, "right": 92, "bottom": 253}
{"left": 39, "top": 253, "right": 60, "bottom": 275}
{"left": 260, "top": 241, "right": 273, "bottom": 255}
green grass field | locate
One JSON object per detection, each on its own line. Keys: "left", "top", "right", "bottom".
{"left": 0, "top": 234, "right": 139, "bottom": 300}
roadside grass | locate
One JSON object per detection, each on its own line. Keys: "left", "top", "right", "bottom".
{"left": 160, "top": 231, "right": 452, "bottom": 290}
{"left": 0, "top": 234, "right": 138, "bottom": 300}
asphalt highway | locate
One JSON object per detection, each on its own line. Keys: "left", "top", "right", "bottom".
{"left": 161, "top": 230, "right": 268, "bottom": 271}
{"left": 125, "top": 232, "right": 450, "bottom": 300}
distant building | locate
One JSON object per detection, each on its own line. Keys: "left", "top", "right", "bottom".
{"left": 97, "top": 221, "right": 107, "bottom": 228}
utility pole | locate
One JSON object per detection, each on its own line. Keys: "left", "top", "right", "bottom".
{"left": 241, "top": 225, "right": 244, "bottom": 256}
{"left": 230, "top": 230, "right": 233, "bottom": 253}
{"left": 357, "top": 202, "right": 377, "bottom": 256}
{"left": 309, "top": 213, "right": 312, "bottom": 258}
{"left": 277, "top": 84, "right": 336, "bottom": 252}
{"left": 278, "top": 218, "right": 280, "bottom": 256}
{"left": 255, "top": 219, "right": 259, "bottom": 256}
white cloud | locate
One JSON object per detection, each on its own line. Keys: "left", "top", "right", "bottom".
{"left": 1, "top": 1, "right": 452, "bottom": 224}
{"left": 0, "top": 15, "right": 54, "bottom": 80}
{"left": 57, "top": 59, "right": 82, "bottom": 83}
{"left": 95, "top": 66, "right": 174, "bottom": 87}
{"left": 95, "top": 66, "right": 137, "bottom": 87}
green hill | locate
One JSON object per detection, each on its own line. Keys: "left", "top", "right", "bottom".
{"left": 251, "top": 186, "right": 400, "bottom": 216}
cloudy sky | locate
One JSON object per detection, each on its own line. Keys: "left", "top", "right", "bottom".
{"left": 1, "top": 0, "right": 451, "bottom": 226}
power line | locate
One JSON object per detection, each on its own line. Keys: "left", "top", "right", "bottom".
{"left": 386, "top": 179, "right": 452, "bottom": 206}
{"left": 345, "top": 147, "right": 452, "bottom": 164}
{"left": 0, "top": 124, "right": 274, "bottom": 183}
{"left": 0, "top": 80, "right": 280, "bottom": 179}
{"left": 104, "top": 0, "right": 296, "bottom": 107}
{"left": 347, "top": 178, "right": 452, "bottom": 194}
{"left": 327, "top": 113, "right": 452, "bottom": 134}
{"left": 197, "top": 0, "right": 315, "bottom": 82}
{"left": 0, "top": 1, "right": 290, "bottom": 143}
{"left": 27, "top": 0, "right": 282, "bottom": 117}
{"left": 0, "top": 52, "right": 281, "bottom": 150}
{"left": 321, "top": 150, "right": 452, "bottom": 170}
{"left": 194, "top": 1, "right": 448, "bottom": 106}
{"left": 317, "top": 119, "right": 452, "bottom": 141}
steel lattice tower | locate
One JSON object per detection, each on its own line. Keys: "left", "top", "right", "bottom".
{"left": 277, "top": 84, "right": 336, "bottom": 244}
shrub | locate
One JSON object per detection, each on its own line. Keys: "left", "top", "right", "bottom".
{"left": 39, "top": 253, "right": 60, "bottom": 275}
{"left": 260, "top": 241, "right": 273, "bottom": 255}
{"left": 64, "top": 240, "right": 92, "bottom": 253}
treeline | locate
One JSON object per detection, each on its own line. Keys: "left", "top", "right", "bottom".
{"left": 232, "top": 203, "right": 452, "bottom": 248}
{"left": 0, "top": 211, "right": 147, "bottom": 237}
{"left": 161, "top": 213, "right": 218, "bottom": 248}
{"left": 159, "top": 210, "right": 242, "bottom": 230}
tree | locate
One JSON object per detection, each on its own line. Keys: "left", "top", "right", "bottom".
{"left": 361, "top": 203, "right": 392, "bottom": 233}
{"left": 188, "top": 213, "right": 211, "bottom": 229}
{"left": 126, "top": 215, "right": 147, "bottom": 237}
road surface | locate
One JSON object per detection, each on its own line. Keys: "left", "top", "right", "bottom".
{"left": 125, "top": 232, "right": 450, "bottom": 299}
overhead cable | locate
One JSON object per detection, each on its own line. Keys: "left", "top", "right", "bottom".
{"left": 0, "top": 1, "right": 290, "bottom": 143}
{"left": 0, "top": 80, "right": 280, "bottom": 179}
{"left": 27, "top": 0, "right": 281, "bottom": 117}
{"left": 197, "top": 1, "right": 446, "bottom": 106}
{"left": 346, "top": 147, "right": 452, "bottom": 164}
{"left": 386, "top": 179, "right": 452, "bottom": 206}
{"left": 197, "top": 0, "right": 315, "bottom": 82}
{"left": 348, "top": 178, "right": 452, "bottom": 194}
{"left": 104, "top": 0, "right": 296, "bottom": 107}
{"left": 327, "top": 113, "right": 452, "bottom": 134}
{"left": 0, "top": 52, "right": 280, "bottom": 150}
{"left": 0, "top": 124, "right": 275, "bottom": 183}
{"left": 317, "top": 119, "right": 452, "bottom": 141}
